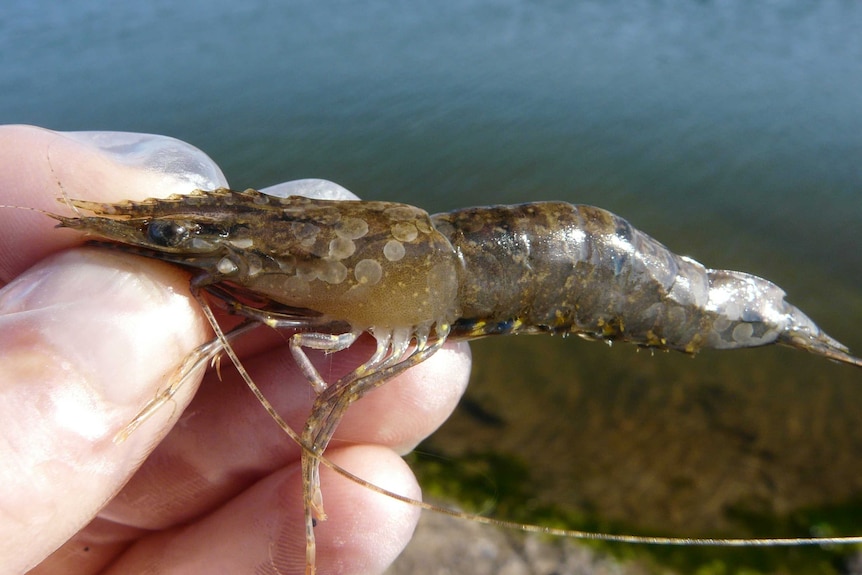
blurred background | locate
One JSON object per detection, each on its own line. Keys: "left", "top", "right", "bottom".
{"left": 2, "top": 1, "right": 861, "bottom": 573}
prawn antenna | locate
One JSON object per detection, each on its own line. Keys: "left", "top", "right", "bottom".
{"left": 46, "top": 140, "right": 81, "bottom": 216}
{"left": 316, "top": 448, "right": 862, "bottom": 548}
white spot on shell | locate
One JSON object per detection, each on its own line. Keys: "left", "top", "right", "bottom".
{"left": 392, "top": 222, "right": 418, "bottom": 242}
{"left": 713, "top": 316, "right": 732, "bottom": 332}
{"left": 329, "top": 237, "right": 356, "bottom": 259}
{"left": 317, "top": 261, "right": 348, "bottom": 284}
{"left": 383, "top": 240, "right": 406, "bottom": 261}
{"left": 415, "top": 219, "right": 433, "bottom": 234}
{"left": 190, "top": 238, "right": 215, "bottom": 250}
{"left": 229, "top": 238, "right": 254, "bottom": 249}
{"left": 335, "top": 217, "right": 369, "bottom": 240}
{"left": 291, "top": 222, "right": 320, "bottom": 240}
{"left": 385, "top": 206, "right": 420, "bottom": 221}
{"left": 246, "top": 254, "right": 263, "bottom": 276}
{"left": 732, "top": 322, "right": 755, "bottom": 343}
{"left": 296, "top": 266, "right": 317, "bottom": 281}
{"left": 217, "top": 257, "right": 238, "bottom": 275}
{"left": 354, "top": 259, "right": 383, "bottom": 286}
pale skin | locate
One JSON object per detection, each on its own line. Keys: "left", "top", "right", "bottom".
{"left": 0, "top": 125, "right": 471, "bottom": 574}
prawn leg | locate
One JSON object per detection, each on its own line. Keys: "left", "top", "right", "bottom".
{"left": 302, "top": 324, "right": 450, "bottom": 520}
{"left": 288, "top": 331, "right": 361, "bottom": 393}
{"left": 200, "top": 283, "right": 361, "bottom": 393}
{"left": 299, "top": 326, "right": 449, "bottom": 573}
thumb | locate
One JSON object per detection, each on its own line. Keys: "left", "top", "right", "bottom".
{"left": 0, "top": 247, "right": 208, "bottom": 573}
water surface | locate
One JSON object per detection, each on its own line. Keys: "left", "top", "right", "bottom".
{"left": 2, "top": 1, "right": 861, "bottom": 572}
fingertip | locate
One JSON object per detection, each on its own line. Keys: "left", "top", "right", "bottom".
{"left": 102, "top": 445, "right": 421, "bottom": 575}
{"left": 314, "top": 445, "right": 423, "bottom": 573}
{"left": 336, "top": 340, "right": 473, "bottom": 453}
{"left": 1, "top": 248, "right": 207, "bottom": 419}
{"left": 0, "top": 248, "right": 208, "bottom": 572}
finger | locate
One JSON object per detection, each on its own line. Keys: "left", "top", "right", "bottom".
{"left": 0, "top": 249, "right": 208, "bottom": 573}
{"left": 0, "top": 125, "right": 227, "bottom": 283}
{"left": 102, "top": 445, "right": 421, "bottom": 575}
{"left": 0, "top": 126, "right": 224, "bottom": 572}
{"left": 96, "top": 334, "right": 470, "bottom": 528}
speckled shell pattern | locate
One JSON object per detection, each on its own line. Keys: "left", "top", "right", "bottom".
{"left": 55, "top": 190, "right": 856, "bottom": 362}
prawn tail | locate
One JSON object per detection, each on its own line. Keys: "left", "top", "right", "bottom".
{"left": 702, "top": 270, "right": 862, "bottom": 368}
{"left": 777, "top": 307, "right": 862, "bottom": 368}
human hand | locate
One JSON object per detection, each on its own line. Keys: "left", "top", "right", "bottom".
{"left": 0, "top": 125, "right": 471, "bottom": 574}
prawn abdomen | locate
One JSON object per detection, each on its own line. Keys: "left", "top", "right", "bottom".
{"left": 433, "top": 202, "right": 704, "bottom": 347}
{"left": 434, "top": 202, "right": 860, "bottom": 367}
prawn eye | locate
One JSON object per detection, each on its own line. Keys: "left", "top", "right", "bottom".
{"left": 146, "top": 220, "right": 190, "bottom": 247}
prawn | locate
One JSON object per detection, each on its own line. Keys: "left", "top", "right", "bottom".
{"left": 22, "top": 186, "right": 862, "bottom": 573}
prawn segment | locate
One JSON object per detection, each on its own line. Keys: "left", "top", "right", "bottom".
{"left": 701, "top": 269, "right": 862, "bottom": 367}
{"left": 51, "top": 189, "right": 464, "bottom": 334}
{"left": 433, "top": 202, "right": 862, "bottom": 367}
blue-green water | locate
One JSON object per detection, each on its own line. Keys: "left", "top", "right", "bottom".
{"left": 3, "top": 1, "right": 862, "bottom": 572}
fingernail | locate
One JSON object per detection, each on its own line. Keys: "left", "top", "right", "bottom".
{"left": 262, "top": 179, "right": 360, "bottom": 200}
{"left": 60, "top": 131, "right": 229, "bottom": 191}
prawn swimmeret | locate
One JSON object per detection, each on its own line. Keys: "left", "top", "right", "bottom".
{"left": 29, "top": 187, "right": 862, "bottom": 572}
